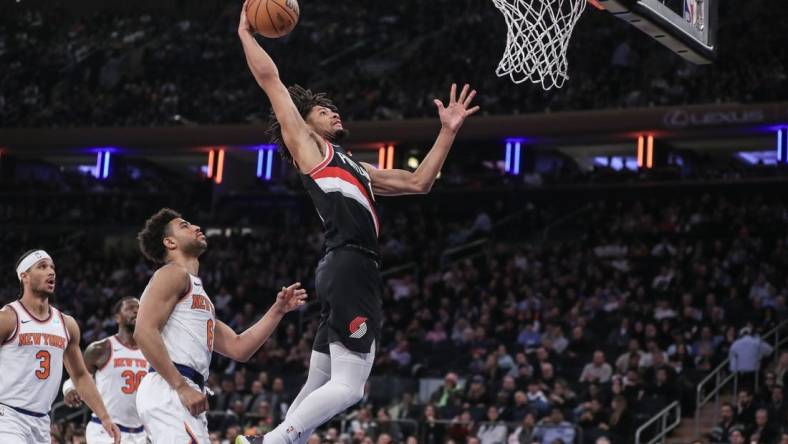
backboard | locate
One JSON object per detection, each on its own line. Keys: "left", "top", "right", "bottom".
{"left": 595, "top": 0, "right": 717, "bottom": 63}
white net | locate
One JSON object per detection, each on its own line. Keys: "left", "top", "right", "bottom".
{"left": 492, "top": 0, "right": 588, "bottom": 90}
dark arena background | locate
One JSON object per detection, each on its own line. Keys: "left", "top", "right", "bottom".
{"left": 1, "top": 0, "right": 787, "bottom": 443}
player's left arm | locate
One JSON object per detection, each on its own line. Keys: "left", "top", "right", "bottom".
{"left": 62, "top": 315, "right": 121, "bottom": 444}
{"left": 361, "top": 83, "right": 479, "bottom": 196}
{"left": 213, "top": 283, "right": 307, "bottom": 362}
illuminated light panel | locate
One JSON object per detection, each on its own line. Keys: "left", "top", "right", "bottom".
{"left": 95, "top": 152, "right": 103, "bottom": 178}
{"left": 257, "top": 149, "right": 264, "bottom": 178}
{"left": 513, "top": 142, "right": 521, "bottom": 175}
{"left": 102, "top": 151, "right": 111, "bottom": 179}
{"left": 378, "top": 147, "right": 386, "bottom": 169}
{"left": 386, "top": 145, "right": 395, "bottom": 170}
{"left": 636, "top": 136, "right": 644, "bottom": 168}
{"left": 778, "top": 128, "right": 788, "bottom": 164}
{"left": 207, "top": 149, "right": 215, "bottom": 179}
{"left": 646, "top": 135, "right": 654, "bottom": 169}
{"left": 265, "top": 149, "right": 273, "bottom": 180}
{"left": 215, "top": 149, "right": 225, "bottom": 184}
{"left": 505, "top": 142, "right": 512, "bottom": 173}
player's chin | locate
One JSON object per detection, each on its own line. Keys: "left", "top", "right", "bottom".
{"left": 332, "top": 128, "right": 349, "bottom": 141}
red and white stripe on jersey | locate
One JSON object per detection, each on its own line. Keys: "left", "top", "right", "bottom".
{"left": 310, "top": 164, "right": 380, "bottom": 236}
{"left": 306, "top": 141, "right": 336, "bottom": 176}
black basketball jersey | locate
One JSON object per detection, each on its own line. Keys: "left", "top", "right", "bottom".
{"left": 301, "top": 140, "right": 380, "bottom": 253}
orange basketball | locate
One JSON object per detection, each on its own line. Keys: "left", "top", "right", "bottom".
{"left": 246, "top": 0, "right": 300, "bottom": 39}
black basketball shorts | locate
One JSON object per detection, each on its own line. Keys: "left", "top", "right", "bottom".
{"left": 312, "top": 247, "right": 383, "bottom": 355}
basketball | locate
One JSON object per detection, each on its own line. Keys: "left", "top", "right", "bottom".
{"left": 246, "top": 0, "right": 300, "bottom": 39}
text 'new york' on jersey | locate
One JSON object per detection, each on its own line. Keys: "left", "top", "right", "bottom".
{"left": 301, "top": 141, "right": 380, "bottom": 253}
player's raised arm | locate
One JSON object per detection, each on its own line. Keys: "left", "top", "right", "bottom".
{"left": 213, "top": 283, "right": 306, "bottom": 362}
{"left": 62, "top": 316, "right": 121, "bottom": 444}
{"left": 362, "top": 83, "right": 479, "bottom": 196}
{"left": 237, "top": 1, "right": 323, "bottom": 173}
{"left": 134, "top": 264, "right": 208, "bottom": 416}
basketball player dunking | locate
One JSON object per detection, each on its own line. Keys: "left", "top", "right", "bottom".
{"left": 238, "top": 3, "right": 479, "bottom": 443}
{"left": 62, "top": 297, "right": 147, "bottom": 443}
{"left": 0, "top": 250, "right": 121, "bottom": 444}
{"left": 133, "top": 208, "right": 307, "bottom": 443}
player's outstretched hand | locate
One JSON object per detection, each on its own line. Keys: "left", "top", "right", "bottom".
{"left": 100, "top": 417, "right": 121, "bottom": 444}
{"left": 63, "top": 388, "right": 82, "bottom": 408}
{"left": 238, "top": 0, "right": 254, "bottom": 36}
{"left": 434, "top": 83, "right": 480, "bottom": 133}
{"left": 176, "top": 382, "right": 209, "bottom": 417}
{"left": 273, "top": 282, "right": 308, "bottom": 315}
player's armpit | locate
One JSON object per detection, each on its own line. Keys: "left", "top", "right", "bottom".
{"left": 362, "top": 163, "right": 429, "bottom": 196}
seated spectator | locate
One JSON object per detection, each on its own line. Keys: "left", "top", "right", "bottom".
{"left": 447, "top": 410, "right": 475, "bottom": 443}
{"left": 735, "top": 388, "right": 758, "bottom": 428}
{"left": 709, "top": 402, "right": 744, "bottom": 444}
{"left": 600, "top": 395, "right": 632, "bottom": 444}
{"left": 533, "top": 407, "right": 576, "bottom": 444}
{"left": 476, "top": 406, "right": 507, "bottom": 444}
{"left": 614, "top": 339, "right": 642, "bottom": 374}
{"left": 375, "top": 408, "right": 403, "bottom": 443}
{"left": 579, "top": 351, "right": 613, "bottom": 385}
{"left": 748, "top": 408, "right": 777, "bottom": 444}
{"left": 526, "top": 381, "right": 551, "bottom": 417}
{"left": 431, "top": 372, "right": 463, "bottom": 409}
{"left": 507, "top": 413, "right": 536, "bottom": 444}
{"left": 420, "top": 404, "right": 446, "bottom": 444}
{"left": 244, "top": 401, "right": 274, "bottom": 436}
{"left": 729, "top": 429, "right": 747, "bottom": 444}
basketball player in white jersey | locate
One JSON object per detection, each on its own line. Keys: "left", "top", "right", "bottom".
{"left": 133, "top": 208, "right": 307, "bottom": 443}
{"left": 62, "top": 297, "right": 147, "bottom": 443}
{"left": 0, "top": 249, "right": 121, "bottom": 444}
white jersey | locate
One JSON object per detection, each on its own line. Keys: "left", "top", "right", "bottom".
{"left": 0, "top": 300, "right": 69, "bottom": 414}
{"left": 94, "top": 335, "right": 147, "bottom": 428}
{"left": 141, "top": 272, "right": 214, "bottom": 380}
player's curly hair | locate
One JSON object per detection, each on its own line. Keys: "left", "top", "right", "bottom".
{"left": 267, "top": 84, "right": 338, "bottom": 162}
{"left": 137, "top": 208, "right": 181, "bottom": 264}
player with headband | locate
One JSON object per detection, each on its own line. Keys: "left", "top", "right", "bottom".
{"left": 0, "top": 249, "right": 121, "bottom": 444}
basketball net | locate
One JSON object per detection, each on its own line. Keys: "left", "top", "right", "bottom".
{"left": 492, "top": 0, "right": 588, "bottom": 90}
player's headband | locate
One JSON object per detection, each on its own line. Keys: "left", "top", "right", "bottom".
{"left": 16, "top": 250, "right": 52, "bottom": 281}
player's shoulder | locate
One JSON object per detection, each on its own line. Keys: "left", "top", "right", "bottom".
{"left": 146, "top": 263, "right": 191, "bottom": 296}
{"left": 0, "top": 303, "right": 18, "bottom": 326}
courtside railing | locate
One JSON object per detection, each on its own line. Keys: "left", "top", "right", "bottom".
{"left": 694, "top": 318, "right": 788, "bottom": 437}
{"left": 635, "top": 401, "right": 680, "bottom": 444}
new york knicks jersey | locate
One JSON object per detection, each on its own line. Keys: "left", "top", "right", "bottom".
{"left": 301, "top": 141, "right": 380, "bottom": 253}
{"left": 94, "top": 335, "right": 147, "bottom": 427}
{"left": 141, "top": 273, "right": 214, "bottom": 380}
{"left": 0, "top": 300, "right": 69, "bottom": 414}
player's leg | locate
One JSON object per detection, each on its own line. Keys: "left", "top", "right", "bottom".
{"left": 262, "top": 341, "right": 375, "bottom": 444}
{"left": 286, "top": 348, "right": 331, "bottom": 444}
{"left": 0, "top": 405, "right": 36, "bottom": 444}
{"left": 136, "top": 372, "right": 210, "bottom": 443}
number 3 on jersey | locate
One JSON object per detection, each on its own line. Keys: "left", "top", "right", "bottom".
{"left": 207, "top": 319, "right": 214, "bottom": 352}
{"left": 35, "top": 350, "right": 51, "bottom": 379}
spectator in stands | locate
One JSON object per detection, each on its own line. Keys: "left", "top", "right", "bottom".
{"left": 420, "top": 404, "right": 446, "bottom": 444}
{"left": 375, "top": 408, "right": 403, "bottom": 443}
{"left": 729, "top": 429, "right": 746, "bottom": 444}
{"left": 244, "top": 401, "right": 274, "bottom": 435}
{"left": 600, "top": 395, "right": 633, "bottom": 444}
{"left": 476, "top": 406, "right": 507, "bottom": 444}
{"left": 748, "top": 408, "right": 777, "bottom": 444}
{"left": 507, "top": 413, "right": 536, "bottom": 444}
{"left": 709, "top": 402, "right": 744, "bottom": 444}
{"left": 447, "top": 410, "right": 475, "bottom": 443}
{"left": 729, "top": 326, "right": 774, "bottom": 389}
{"left": 580, "top": 351, "right": 613, "bottom": 384}
{"left": 766, "top": 385, "right": 785, "bottom": 421}
{"left": 533, "top": 407, "right": 576, "bottom": 444}
{"left": 615, "top": 339, "right": 643, "bottom": 374}
{"left": 735, "top": 388, "right": 758, "bottom": 429}
{"left": 431, "top": 372, "right": 462, "bottom": 409}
